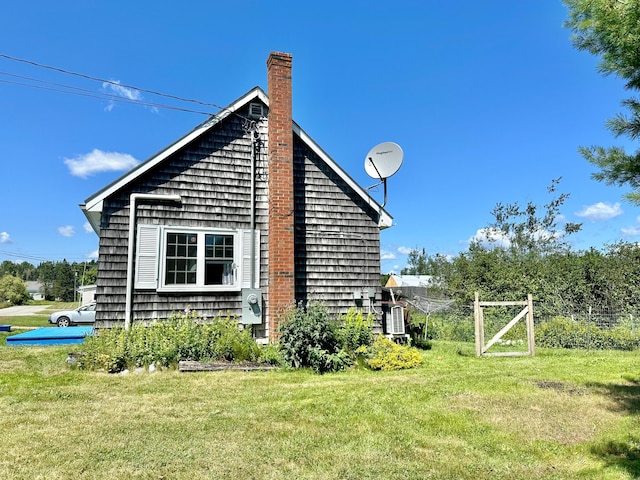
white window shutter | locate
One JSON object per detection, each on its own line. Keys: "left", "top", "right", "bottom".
{"left": 135, "top": 224, "right": 159, "bottom": 289}
{"left": 241, "top": 229, "right": 260, "bottom": 289}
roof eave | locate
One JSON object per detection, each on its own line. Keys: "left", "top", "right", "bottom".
{"left": 81, "top": 87, "right": 268, "bottom": 215}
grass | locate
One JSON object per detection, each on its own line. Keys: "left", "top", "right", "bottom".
{"left": 0, "top": 340, "right": 639, "bottom": 479}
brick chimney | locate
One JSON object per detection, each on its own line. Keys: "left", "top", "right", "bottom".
{"left": 267, "top": 52, "right": 295, "bottom": 341}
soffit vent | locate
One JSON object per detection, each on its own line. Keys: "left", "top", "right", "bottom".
{"left": 248, "top": 102, "right": 265, "bottom": 119}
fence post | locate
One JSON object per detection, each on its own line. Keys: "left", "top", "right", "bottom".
{"left": 474, "top": 292, "right": 482, "bottom": 357}
{"left": 527, "top": 294, "right": 535, "bottom": 356}
{"left": 587, "top": 305, "right": 592, "bottom": 350}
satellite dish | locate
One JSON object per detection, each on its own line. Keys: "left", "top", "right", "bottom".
{"left": 365, "top": 142, "right": 403, "bottom": 179}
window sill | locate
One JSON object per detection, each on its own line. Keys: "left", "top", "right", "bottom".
{"left": 156, "top": 285, "right": 241, "bottom": 294}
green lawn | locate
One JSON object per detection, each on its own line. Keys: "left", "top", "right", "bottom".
{"left": 0, "top": 340, "right": 638, "bottom": 479}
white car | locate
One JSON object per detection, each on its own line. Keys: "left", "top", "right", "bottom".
{"left": 48, "top": 303, "right": 96, "bottom": 327}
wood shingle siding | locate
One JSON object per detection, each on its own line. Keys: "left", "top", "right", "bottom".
{"left": 83, "top": 70, "right": 392, "bottom": 338}
{"left": 94, "top": 107, "right": 269, "bottom": 328}
{"left": 293, "top": 137, "right": 381, "bottom": 318}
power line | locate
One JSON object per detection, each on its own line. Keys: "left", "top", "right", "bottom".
{"left": 0, "top": 53, "right": 252, "bottom": 120}
{"left": 0, "top": 74, "right": 215, "bottom": 116}
{"left": 0, "top": 249, "right": 96, "bottom": 263}
{"left": 0, "top": 53, "right": 229, "bottom": 110}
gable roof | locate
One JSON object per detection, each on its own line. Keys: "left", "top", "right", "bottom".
{"left": 81, "top": 86, "right": 392, "bottom": 233}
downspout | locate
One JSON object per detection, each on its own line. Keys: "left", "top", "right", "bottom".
{"left": 125, "top": 193, "right": 181, "bottom": 329}
{"left": 250, "top": 124, "right": 257, "bottom": 287}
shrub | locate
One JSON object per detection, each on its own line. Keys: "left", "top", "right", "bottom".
{"left": 427, "top": 314, "right": 475, "bottom": 342}
{"left": 366, "top": 335, "right": 424, "bottom": 371}
{"left": 336, "top": 307, "right": 374, "bottom": 353}
{"left": 536, "top": 316, "right": 640, "bottom": 351}
{"left": 277, "top": 302, "right": 349, "bottom": 373}
{"left": 257, "top": 343, "right": 284, "bottom": 366}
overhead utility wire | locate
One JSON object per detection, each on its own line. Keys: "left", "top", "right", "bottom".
{"left": 0, "top": 74, "right": 214, "bottom": 116}
{"left": 0, "top": 53, "right": 227, "bottom": 110}
{"left": 0, "top": 249, "right": 89, "bottom": 263}
{"left": 0, "top": 53, "right": 251, "bottom": 120}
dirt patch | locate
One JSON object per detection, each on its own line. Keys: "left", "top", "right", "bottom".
{"left": 534, "top": 380, "right": 588, "bottom": 396}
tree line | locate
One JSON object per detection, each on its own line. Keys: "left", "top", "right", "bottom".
{"left": 401, "top": 241, "right": 640, "bottom": 318}
{"left": 399, "top": 177, "right": 640, "bottom": 318}
{"left": 0, "top": 259, "right": 97, "bottom": 304}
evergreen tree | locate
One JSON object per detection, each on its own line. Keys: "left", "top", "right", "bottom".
{"left": 564, "top": 0, "right": 640, "bottom": 203}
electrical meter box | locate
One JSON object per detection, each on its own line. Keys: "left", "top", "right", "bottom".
{"left": 241, "top": 288, "right": 263, "bottom": 324}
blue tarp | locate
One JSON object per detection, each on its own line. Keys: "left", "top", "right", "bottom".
{"left": 5, "top": 327, "right": 93, "bottom": 346}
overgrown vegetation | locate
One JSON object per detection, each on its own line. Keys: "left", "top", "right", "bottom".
{"left": 399, "top": 179, "right": 640, "bottom": 347}
{"left": 537, "top": 316, "right": 640, "bottom": 351}
{"left": 78, "top": 310, "right": 273, "bottom": 372}
{"left": 74, "top": 303, "right": 424, "bottom": 374}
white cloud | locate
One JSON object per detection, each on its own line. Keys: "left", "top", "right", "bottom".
{"left": 576, "top": 202, "right": 623, "bottom": 221}
{"left": 621, "top": 216, "right": 640, "bottom": 236}
{"left": 102, "top": 80, "right": 158, "bottom": 113}
{"left": 467, "top": 228, "right": 512, "bottom": 249}
{"left": 87, "top": 249, "right": 99, "bottom": 260}
{"left": 103, "top": 80, "right": 141, "bottom": 101}
{"left": 621, "top": 226, "right": 640, "bottom": 236}
{"left": 381, "top": 250, "right": 396, "bottom": 260}
{"left": 83, "top": 222, "right": 94, "bottom": 234}
{"left": 64, "top": 149, "right": 138, "bottom": 179}
{"left": 397, "top": 246, "right": 413, "bottom": 255}
{"left": 57, "top": 225, "right": 75, "bottom": 237}
{"left": 0, "top": 232, "right": 11, "bottom": 243}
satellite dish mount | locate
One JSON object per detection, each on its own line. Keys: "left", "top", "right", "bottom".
{"left": 364, "top": 142, "right": 403, "bottom": 208}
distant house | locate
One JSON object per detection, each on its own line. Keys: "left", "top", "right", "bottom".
{"left": 385, "top": 275, "right": 434, "bottom": 289}
{"left": 81, "top": 52, "right": 393, "bottom": 342}
{"left": 77, "top": 284, "right": 97, "bottom": 305}
{"left": 26, "top": 281, "right": 43, "bottom": 301}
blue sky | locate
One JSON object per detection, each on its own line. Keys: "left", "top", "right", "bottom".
{"left": 0, "top": 1, "right": 637, "bottom": 273}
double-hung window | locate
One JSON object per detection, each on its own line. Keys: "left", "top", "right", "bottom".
{"left": 135, "top": 225, "right": 259, "bottom": 292}
{"left": 165, "top": 232, "right": 198, "bottom": 285}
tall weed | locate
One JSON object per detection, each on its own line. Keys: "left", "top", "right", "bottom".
{"left": 78, "top": 311, "right": 263, "bottom": 372}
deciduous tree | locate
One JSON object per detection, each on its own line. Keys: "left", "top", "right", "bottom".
{"left": 0, "top": 275, "right": 29, "bottom": 305}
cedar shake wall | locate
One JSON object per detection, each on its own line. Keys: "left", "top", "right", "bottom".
{"left": 94, "top": 108, "right": 270, "bottom": 328}
{"left": 293, "top": 136, "right": 382, "bottom": 319}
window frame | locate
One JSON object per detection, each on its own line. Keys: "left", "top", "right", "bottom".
{"left": 135, "top": 224, "right": 260, "bottom": 293}
{"left": 158, "top": 227, "right": 241, "bottom": 293}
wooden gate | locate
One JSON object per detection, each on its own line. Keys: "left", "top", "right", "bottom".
{"left": 474, "top": 292, "right": 535, "bottom": 357}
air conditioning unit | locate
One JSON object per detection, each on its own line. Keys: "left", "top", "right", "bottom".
{"left": 388, "top": 305, "right": 405, "bottom": 335}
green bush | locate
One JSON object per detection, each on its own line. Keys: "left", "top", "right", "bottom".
{"left": 536, "top": 316, "right": 640, "bottom": 350}
{"left": 278, "top": 302, "right": 350, "bottom": 373}
{"left": 78, "top": 311, "right": 263, "bottom": 372}
{"left": 366, "top": 335, "right": 424, "bottom": 371}
{"left": 336, "top": 307, "right": 374, "bottom": 353}
{"left": 428, "top": 314, "right": 475, "bottom": 342}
